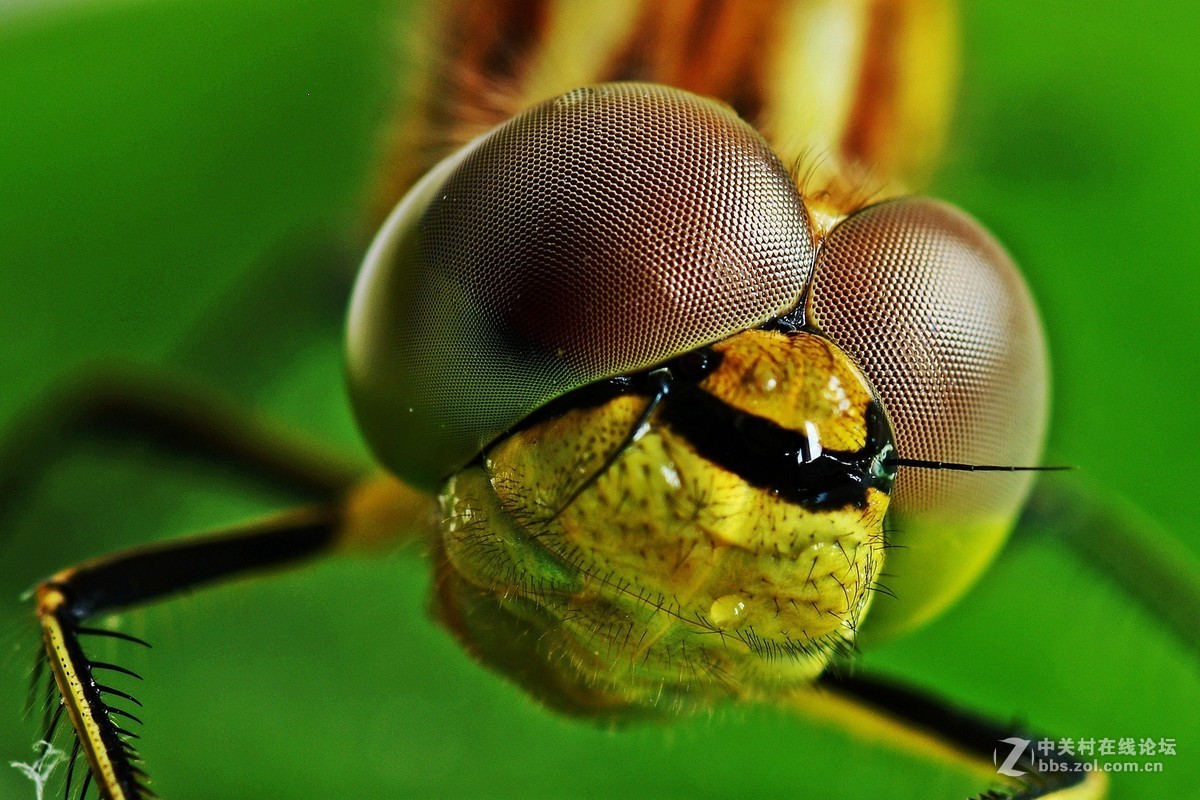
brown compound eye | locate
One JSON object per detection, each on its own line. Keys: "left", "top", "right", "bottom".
{"left": 348, "top": 83, "right": 816, "bottom": 490}
{"left": 428, "top": 85, "right": 814, "bottom": 372}
{"left": 809, "top": 197, "right": 1049, "bottom": 522}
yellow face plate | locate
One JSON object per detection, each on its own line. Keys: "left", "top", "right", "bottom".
{"left": 435, "top": 330, "right": 893, "bottom": 715}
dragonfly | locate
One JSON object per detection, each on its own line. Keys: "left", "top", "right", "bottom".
{"left": 0, "top": 0, "right": 1195, "bottom": 796}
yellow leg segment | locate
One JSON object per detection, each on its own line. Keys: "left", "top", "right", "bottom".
{"left": 789, "top": 676, "right": 1108, "bottom": 799}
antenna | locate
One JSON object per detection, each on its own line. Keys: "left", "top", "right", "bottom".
{"left": 885, "top": 458, "right": 1073, "bottom": 473}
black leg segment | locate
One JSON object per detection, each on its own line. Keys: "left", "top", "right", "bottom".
{"left": 35, "top": 506, "right": 342, "bottom": 800}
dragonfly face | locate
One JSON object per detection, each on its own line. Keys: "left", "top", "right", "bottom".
{"left": 436, "top": 328, "right": 897, "bottom": 714}
{"left": 347, "top": 82, "right": 1047, "bottom": 710}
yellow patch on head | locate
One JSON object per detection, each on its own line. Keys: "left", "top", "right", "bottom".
{"left": 435, "top": 329, "right": 893, "bottom": 715}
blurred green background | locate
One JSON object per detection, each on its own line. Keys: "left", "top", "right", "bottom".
{"left": 0, "top": 2, "right": 1196, "bottom": 798}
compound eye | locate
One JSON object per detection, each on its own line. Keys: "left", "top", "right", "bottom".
{"left": 810, "top": 197, "right": 1049, "bottom": 522}
{"left": 348, "top": 83, "right": 815, "bottom": 490}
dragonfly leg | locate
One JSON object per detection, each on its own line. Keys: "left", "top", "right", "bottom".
{"left": 34, "top": 506, "right": 349, "bottom": 800}
{"left": 1017, "top": 478, "right": 1200, "bottom": 662}
{"left": 5, "top": 370, "right": 436, "bottom": 797}
{"left": 790, "top": 672, "right": 1108, "bottom": 799}
{"left": 0, "top": 367, "right": 367, "bottom": 525}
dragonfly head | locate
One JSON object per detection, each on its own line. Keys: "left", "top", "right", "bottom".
{"left": 346, "top": 84, "right": 1049, "bottom": 701}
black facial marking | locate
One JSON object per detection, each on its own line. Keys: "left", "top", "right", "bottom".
{"left": 759, "top": 313, "right": 803, "bottom": 333}
{"left": 489, "top": 344, "right": 895, "bottom": 511}
{"left": 498, "top": 346, "right": 723, "bottom": 440}
{"left": 657, "top": 391, "right": 895, "bottom": 510}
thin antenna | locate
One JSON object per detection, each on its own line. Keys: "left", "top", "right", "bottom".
{"left": 551, "top": 369, "right": 672, "bottom": 520}
{"left": 885, "top": 458, "right": 1073, "bottom": 472}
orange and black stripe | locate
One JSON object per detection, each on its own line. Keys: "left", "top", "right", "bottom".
{"left": 370, "top": 0, "right": 957, "bottom": 226}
